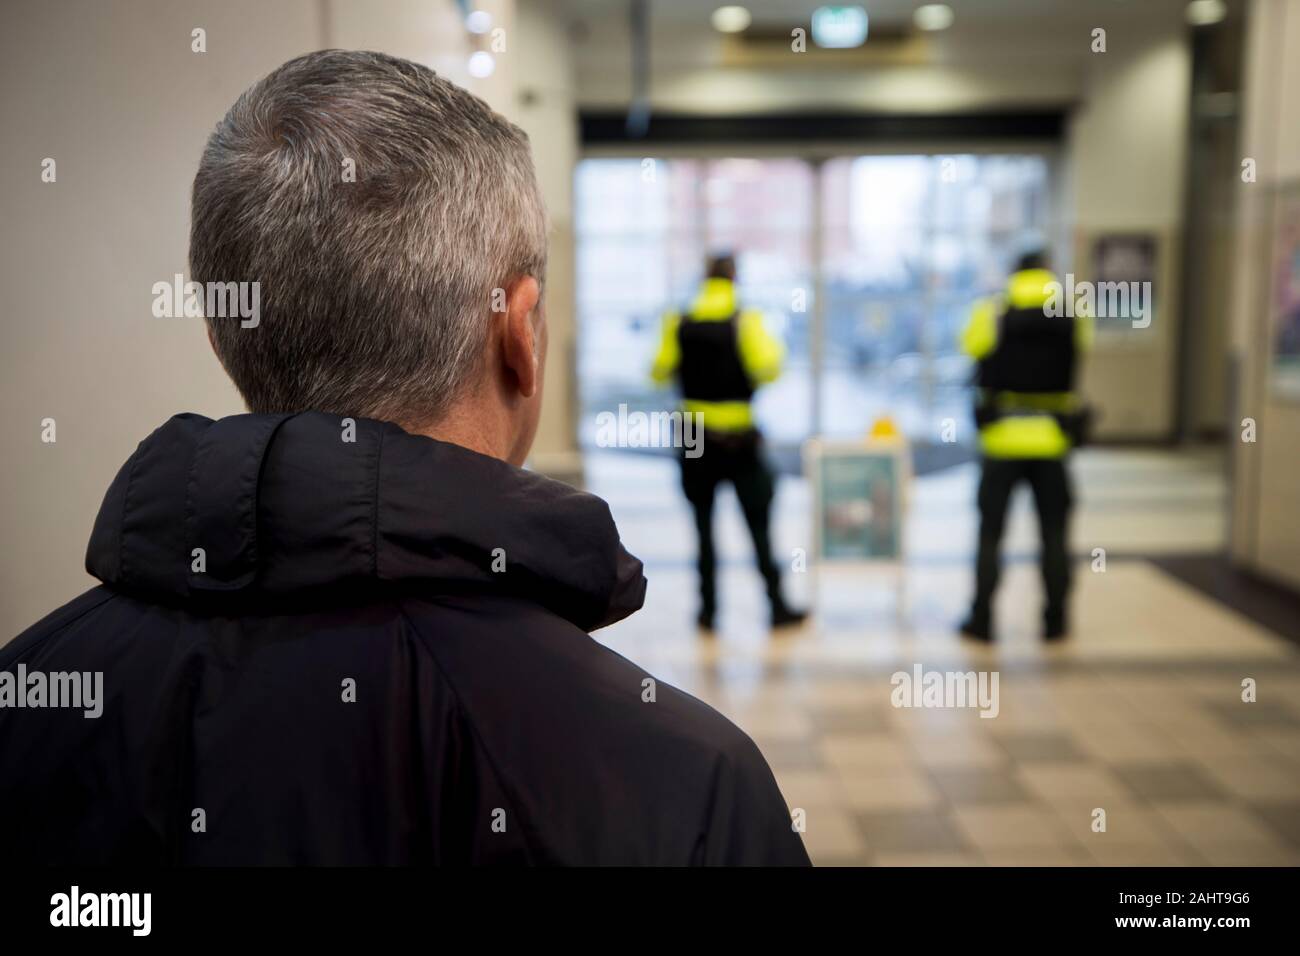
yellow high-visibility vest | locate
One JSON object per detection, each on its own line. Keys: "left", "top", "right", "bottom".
{"left": 959, "top": 269, "right": 1093, "bottom": 459}
{"left": 650, "top": 278, "right": 784, "bottom": 433}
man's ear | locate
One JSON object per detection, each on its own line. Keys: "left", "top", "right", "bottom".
{"left": 501, "top": 275, "right": 542, "bottom": 399}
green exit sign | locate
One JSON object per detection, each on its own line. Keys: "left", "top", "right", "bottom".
{"left": 812, "top": 5, "right": 869, "bottom": 48}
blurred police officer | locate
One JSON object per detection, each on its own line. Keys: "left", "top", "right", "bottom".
{"left": 959, "top": 250, "right": 1093, "bottom": 641}
{"left": 652, "top": 254, "right": 806, "bottom": 633}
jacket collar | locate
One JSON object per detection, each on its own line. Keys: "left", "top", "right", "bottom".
{"left": 1006, "top": 268, "right": 1057, "bottom": 309}
{"left": 86, "top": 412, "right": 646, "bottom": 632}
{"left": 688, "top": 278, "right": 738, "bottom": 319}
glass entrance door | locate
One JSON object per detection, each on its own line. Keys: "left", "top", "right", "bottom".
{"left": 574, "top": 152, "right": 1051, "bottom": 457}
{"left": 574, "top": 156, "right": 813, "bottom": 451}
{"left": 819, "top": 154, "right": 1051, "bottom": 441}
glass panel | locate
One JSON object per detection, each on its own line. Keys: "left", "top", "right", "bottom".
{"left": 574, "top": 152, "right": 1051, "bottom": 456}
{"left": 819, "top": 153, "right": 1050, "bottom": 443}
{"left": 574, "top": 159, "right": 689, "bottom": 448}
{"left": 574, "top": 157, "right": 813, "bottom": 453}
{"left": 821, "top": 156, "right": 932, "bottom": 436}
{"left": 704, "top": 158, "right": 813, "bottom": 449}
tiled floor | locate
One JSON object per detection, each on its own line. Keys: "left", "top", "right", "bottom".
{"left": 587, "top": 445, "right": 1300, "bottom": 866}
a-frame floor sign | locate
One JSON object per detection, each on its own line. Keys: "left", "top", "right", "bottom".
{"left": 803, "top": 428, "right": 911, "bottom": 625}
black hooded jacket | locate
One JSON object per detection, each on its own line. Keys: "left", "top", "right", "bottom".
{"left": 0, "top": 412, "right": 809, "bottom": 866}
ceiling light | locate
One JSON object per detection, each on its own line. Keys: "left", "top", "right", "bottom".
{"left": 914, "top": 4, "right": 954, "bottom": 32}
{"left": 465, "top": 10, "right": 492, "bottom": 35}
{"left": 467, "top": 51, "right": 495, "bottom": 78}
{"left": 711, "top": 6, "right": 751, "bottom": 34}
{"left": 1186, "top": 0, "right": 1226, "bottom": 26}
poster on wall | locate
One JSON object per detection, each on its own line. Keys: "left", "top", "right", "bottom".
{"left": 1091, "top": 233, "right": 1157, "bottom": 330}
{"left": 807, "top": 439, "right": 906, "bottom": 562}
{"left": 1269, "top": 187, "right": 1300, "bottom": 400}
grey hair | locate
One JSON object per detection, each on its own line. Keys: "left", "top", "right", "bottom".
{"left": 190, "top": 49, "right": 547, "bottom": 428}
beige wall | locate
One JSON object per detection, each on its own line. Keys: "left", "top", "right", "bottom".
{"left": 1066, "top": 26, "right": 1191, "bottom": 440}
{"left": 568, "top": 6, "right": 1184, "bottom": 115}
{"left": 513, "top": 0, "right": 582, "bottom": 483}
{"left": 0, "top": 0, "right": 550, "bottom": 638}
{"left": 1228, "top": 0, "right": 1300, "bottom": 590}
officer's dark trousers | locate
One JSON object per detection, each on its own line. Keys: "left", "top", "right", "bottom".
{"left": 971, "top": 456, "right": 1073, "bottom": 630}
{"left": 680, "top": 429, "right": 782, "bottom": 616}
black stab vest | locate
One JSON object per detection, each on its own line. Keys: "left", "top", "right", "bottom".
{"left": 976, "top": 304, "right": 1077, "bottom": 394}
{"left": 676, "top": 311, "right": 755, "bottom": 403}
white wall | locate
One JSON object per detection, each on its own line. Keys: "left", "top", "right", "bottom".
{"left": 0, "top": 0, "right": 528, "bottom": 638}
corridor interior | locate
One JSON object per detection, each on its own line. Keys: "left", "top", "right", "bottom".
{"left": 588, "top": 446, "right": 1300, "bottom": 866}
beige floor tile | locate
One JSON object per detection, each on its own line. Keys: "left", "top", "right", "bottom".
{"left": 802, "top": 680, "right": 893, "bottom": 709}
{"left": 1072, "top": 724, "right": 1188, "bottom": 762}
{"left": 798, "top": 808, "right": 868, "bottom": 862}
{"left": 1152, "top": 802, "right": 1281, "bottom": 850}
{"left": 717, "top": 705, "right": 814, "bottom": 741}
{"left": 976, "top": 712, "right": 1072, "bottom": 737}
{"left": 887, "top": 706, "right": 990, "bottom": 736}
{"left": 1191, "top": 755, "right": 1300, "bottom": 801}
{"left": 819, "top": 733, "right": 919, "bottom": 772}
{"left": 951, "top": 804, "right": 1080, "bottom": 851}
{"left": 908, "top": 732, "right": 1010, "bottom": 768}
{"left": 750, "top": 736, "right": 825, "bottom": 773}
{"left": 1158, "top": 716, "right": 1275, "bottom": 757}
{"left": 837, "top": 767, "right": 945, "bottom": 812}
{"left": 1046, "top": 800, "right": 1181, "bottom": 846}
{"left": 814, "top": 854, "right": 873, "bottom": 867}
{"left": 772, "top": 769, "right": 846, "bottom": 809}
{"left": 1081, "top": 842, "right": 1201, "bottom": 866}
{"left": 1259, "top": 729, "right": 1300, "bottom": 762}
{"left": 873, "top": 851, "right": 984, "bottom": 867}
{"left": 1192, "top": 841, "right": 1300, "bottom": 866}
{"left": 982, "top": 845, "right": 1084, "bottom": 866}
{"left": 1015, "top": 764, "right": 1134, "bottom": 806}
{"left": 1244, "top": 675, "right": 1300, "bottom": 702}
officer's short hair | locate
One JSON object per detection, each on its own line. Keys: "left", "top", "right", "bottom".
{"left": 1015, "top": 250, "right": 1049, "bottom": 273}
{"left": 706, "top": 255, "right": 737, "bottom": 281}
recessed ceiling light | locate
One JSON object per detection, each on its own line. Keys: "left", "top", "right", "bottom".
{"left": 1186, "top": 0, "right": 1227, "bottom": 26}
{"left": 467, "top": 51, "right": 495, "bottom": 78}
{"left": 914, "top": 4, "right": 954, "bottom": 32}
{"left": 711, "top": 6, "right": 752, "bottom": 34}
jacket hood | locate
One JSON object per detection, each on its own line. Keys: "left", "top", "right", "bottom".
{"left": 86, "top": 412, "right": 647, "bottom": 631}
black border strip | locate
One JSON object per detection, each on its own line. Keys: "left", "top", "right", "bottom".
{"left": 579, "top": 110, "right": 1067, "bottom": 145}
{"left": 1150, "top": 552, "right": 1300, "bottom": 650}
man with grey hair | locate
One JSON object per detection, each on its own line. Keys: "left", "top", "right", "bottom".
{"left": 0, "top": 51, "right": 809, "bottom": 866}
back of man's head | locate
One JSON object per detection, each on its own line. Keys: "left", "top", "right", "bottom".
{"left": 191, "top": 50, "right": 547, "bottom": 430}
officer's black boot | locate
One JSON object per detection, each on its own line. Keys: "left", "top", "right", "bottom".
{"left": 1043, "top": 607, "right": 1068, "bottom": 641}
{"left": 770, "top": 599, "right": 808, "bottom": 630}
{"left": 960, "top": 605, "right": 993, "bottom": 642}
